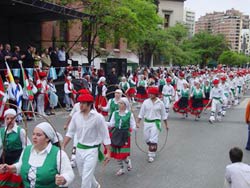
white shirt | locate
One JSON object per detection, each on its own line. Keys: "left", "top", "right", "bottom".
{"left": 225, "top": 162, "right": 250, "bottom": 188}
{"left": 14, "top": 142, "right": 74, "bottom": 187}
{"left": 58, "top": 50, "right": 66, "bottom": 61}
{"left": 138, "top": 98, "right": 168, "bottom": 120}
{"left": 66, "top": 110, "right": 111, "bottom": 146}
{"left": 0, "top": 124, "right": 31, "bottom": 156}
{"left": 64, "top": 82, "right": 73, "bottom": 94}
{"left": 69, "top": 102, "right": 80, "bottom": 117}
{"left": 109, "top": 110, "right": 136, "bottom": 130}
{"left": 162, "top": 84, "right": 175, "bottom": 97}
{"left": 209, "top": 87, "right": 224, "bottom": 99}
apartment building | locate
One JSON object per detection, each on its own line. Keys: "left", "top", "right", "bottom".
{"left": 195, "top": 9, "right": 248, "bottom": 52}
{"left": 184, "top": 8, "right": 195, "bottom": 37}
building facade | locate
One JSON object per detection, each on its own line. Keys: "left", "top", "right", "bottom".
{"left": 195, "top": 9, "right": 249, "bottom": 52}
{"left": 184, "top": 8, "right": 195, "bottom": 37}
{"left": 240, "top": 29, "right": 250, "bottom": 56}
{"left": 158, "top": 0, "right": 186, "bottom": 28}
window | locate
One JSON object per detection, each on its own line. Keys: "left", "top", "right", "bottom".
{"left": 164, "top": 14, "right": 170, "bottom": 28}
{"left": 60, "top": 20, "right": 68, "bottom": 43}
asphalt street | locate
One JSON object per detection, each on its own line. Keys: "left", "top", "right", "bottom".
{"left": 23, "top": 95, "right": 250, "bottom": 188}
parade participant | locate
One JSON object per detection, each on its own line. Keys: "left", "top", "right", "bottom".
{"left": 228, "top": 73, "right": 237, "bottom": 106}
{"left": 235, "top": 72, "right": 245, "bottom": 105}
{"left": 162, "top": 77, "right": 175, "bottom": 117}
{"left": 63, "top": 93, "right": 111, "bottom": 188}
{"left": 136, "top": 75, "right": 148, "bottom": 104}
{"left": 64, "top": 76, "right": 76, "bottom": 111}
{"left": 224, "top": 147, "right": 250, "bottom": 188}
{"left": 0, "top": 82, "right": 9, "bottom": 122}
{"left": 0, "top": 122, "right": 74, "bottom": 187}
{"left": 127, "top": 75, "right": 137, "bottom": 103}
{"left": 0, "top": 109, "right": 31, "bottom": 164}
{"left": 137, "top": 87, "right": 168, "bottom": 163}
{"left": 220, "top": 76, "right": 231, "bottom": 116}
{"left": 158, "top": 74, "right": 166, "bottom": 94}
{"left": 8, "top": 76, "right": 23, "bottom": 123}
{"left": 36, "top": 71, "right": 48, "bottom": 116}
{"left": 108, "top": 97, "right": 136, "bottom": 176}
{"left": 173, "top": 82, "right": 190, "bottom": 118}
{"left": 189, "top": 81, "right": 205, "bottom": 121}
{"left": 95, "top": 76, "right": 108, "bottom": 116}
{"left": 209, "top": 79, "right": 224, "bottom": 124}
{"left": 175, "top": 71, "right": 188, "bottom": 101}
{"left": 119, "top": 76, "right": 130, "bottom": 94}
{"left": 23, "top": 78, "right": 37, "bottom": 120}
{"left": 47, "top": 77, "right": 58, "bottom": 115}
{"left": 99, "top": 89, "right": 123, "bottom": 120}
{"left": 203, "top": 79, "right": 211, "bottom": 107}
{"left": 63, "top": 89, "right": 90, "bottom": 168}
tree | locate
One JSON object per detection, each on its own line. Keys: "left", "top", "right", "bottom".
{"left": 187, "top": 32, "right": 229, "bottom": 67}
{"left": 80, "top": 0, "right": 160, "bottom": 65}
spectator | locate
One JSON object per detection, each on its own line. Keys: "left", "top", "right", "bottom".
{"left": 224, "top": 147, "right": 250, "bottom": 188}
{"left": 41, "top": 48, "right": 51, "bottom": 70}
{"left": 2, "top": 44, "right": 12, "bottom": 68}
{"left": 23, "top": 45, "right": 34, "bottom": 69}
{"left": 245, "top": 100, "right": 250, "bottom": 150}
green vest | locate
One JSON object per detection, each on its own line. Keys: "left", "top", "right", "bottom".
{"left": 109, "top": 99, "right": 119, "bottom": 120}
{"left": 122, "top": 83, "right": 129, "bottom": 91}
{"left": 20, "top": 145, "right": 59, "bottom": 188}
{"left": 139, "top": 80, "right": 146, "bottom": 87}
{"left": 181, "top": 89, "right": 189, "bottom": 98}
{"left": 114, "top": 111, "right": 131, "bottom": 129}
{"left": 204, "top": 85, "right": 211, "bottom": 93}
{"left": 129, "top": 80, "right": 136, "bottom": 87}
{"left": 159, "top": 79, "right": 166, "bottom": 86}
{"left": 0, "top": 126, "right": 22, "bottom": 152}
{"left": 193, "top": 89, "right": 203, "bottom": 99}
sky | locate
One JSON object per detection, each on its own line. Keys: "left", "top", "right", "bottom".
{"left": 185, "top": 0, "right": 250, "bottom": 20}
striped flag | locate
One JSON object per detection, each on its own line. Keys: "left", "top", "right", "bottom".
{"left": 0, "top": 75, "right": 4, "bottom": 97}
{"left": 20, "top": 64, "right": 34, "bottom": 100}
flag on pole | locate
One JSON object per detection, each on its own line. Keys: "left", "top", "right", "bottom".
{"left": 21, "top": 65, "right": 34, "bottom": 100}
{"left": 5, "top": 61, "right": 15, "bottom": 89}
{"left": 0, "top": 75, "right": 4, "bottom": 97}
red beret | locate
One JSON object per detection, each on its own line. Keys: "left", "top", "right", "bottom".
{"left": 166, "top": 78, "right": 172, "bottom": 83}
{"left": 213, "top": 79, "right": 219, "bottom": 85}
{"left": 39, "top": 72, "right": 47, "bottom": 77}
{"left": 77, "top": 94, "right": 94, "bottom": 103}
{"left": 78, "top": 89, "right": 90, "bottom": 95}
{"left": 147, "top": 87, "right": 159, "bottom": 95}
{"left": 179, "top": 72, "right": 185, "bottom": 77}
{"left": 229, "top": 74, "right": 234, "bottom": 78}
{"left": 221, "top": 76, "right": 226, "bottom": 81}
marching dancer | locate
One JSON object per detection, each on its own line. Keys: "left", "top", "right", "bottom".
{"left": 189, "top": 81, "right": 205, "bottom": 121}
{"left": 137, "top": 87, "right": 168, "bottom": 163}
{"left": 173, "top": 82, "right": 190, "bottom": 118}
{"left": 162, "top": 77, "right": 175, "bottom": 117}
{"left": 108, "top": 97, "right": 136, "bottom": 176}
{"left": 209, "top": 79, "right": 224, "bottom": 124}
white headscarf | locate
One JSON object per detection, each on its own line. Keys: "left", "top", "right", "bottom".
{"left": 119, "top": 97, "right": 130, "bottom": 111}
{"left": 97, "top": 76, "right": 106, "bottom": 84}
{"left": 36, "top": 122, "right": 61, "bottom": 144}
{"left": 4, "top": 109, "right": 16, "bottom": 117}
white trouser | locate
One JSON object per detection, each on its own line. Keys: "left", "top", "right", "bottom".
{"left": 163, "top": 96, "right": 171, "bottom": 117}
{"left": 37, "top": 94, "right": 45, "bottom": 115}
{"left": 76, "top": 147, "right": 99, "bottom": 188}
{"left": 222, "top": 96, "right": 228, "bottom": 115}
{"left": 210, "top": 99, "right": 222, "bottom": 121}
{"left": 144, "top": 122, "right": 160, "bottom": 144}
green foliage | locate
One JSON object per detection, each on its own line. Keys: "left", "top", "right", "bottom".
{"left": 219, "top": 51, "right": 250, "bottom": 66}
